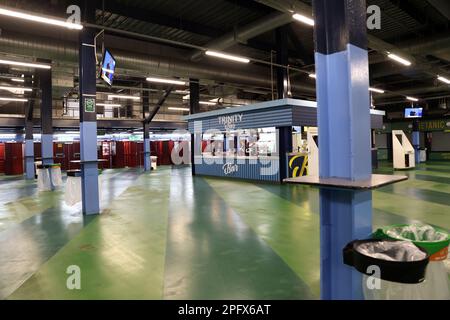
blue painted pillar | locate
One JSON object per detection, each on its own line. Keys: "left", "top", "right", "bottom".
{"left": 37, "top": 59, "right": 53, "bottom": 166}
{"left": 24, "top": 75, "right": 35, "bottom": 179}
{"left": 312, "top": 0, "right": 372, "bottom": 299}
{"left": 190, "top": 79, "right": 200, "bottom": 176}
{"left": 143, "top": 85, "right": 151, "bottom": 171}
{"left": 412, "top": 120, "right": 420, "bottom": 164}
{"left": 79, "top": 1, "right": 99, "bottom": 215}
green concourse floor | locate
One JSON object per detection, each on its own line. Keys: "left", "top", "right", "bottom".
{"left": 0, "top": 162, "right": 449, "bottom": 299}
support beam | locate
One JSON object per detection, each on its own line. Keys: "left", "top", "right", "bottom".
{"left": 145, "top": 87, "right": 174, "bottom": 124}
{"left": 37, "top": 59, "right": 53, "bottom": 167}
{"left": 412, "top": 120, "right": 420, "bottom": 164}
{"left": 143, "top": 83, "right": 151, "bottom": 172}
{"left": 79, "top": 0, "right": 100, "bottom": 215}
{"left": 312, "top": 0, "right": 372, "bottom": 299}
{"left": 189, "top": 79, "right": 200, "bottom": 176}
{"left": 24, "top": 74, "right": 35, "bottom": 180}
{"left": 277, "top": 126, "right": 292, "bottom": 182}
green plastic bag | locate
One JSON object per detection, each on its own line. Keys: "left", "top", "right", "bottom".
{"left": 373, "top": 224, "right": 450, "bottom": 255}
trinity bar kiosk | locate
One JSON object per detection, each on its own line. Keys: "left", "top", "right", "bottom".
{"left": 184, "top": 98, "right": 385, "bottom": 183}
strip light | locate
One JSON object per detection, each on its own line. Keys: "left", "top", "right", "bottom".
{"left": 96, "top": 103, "right": 121, "bottom": 107}
{"left": 0, "top": 85, "right": 32, "bottom": 92}
{"left": 168, "top": 107, "right": 190, "bottom": 111}
{"left": 0, "top": 59, "right": 51, "bottom": 69}
{"left": 108, "top": 94, "right": 140, "bottom": 100}
{"left": 309, "top": 73, "right": 316, "bottom": 79}
{"left": 292, "top": 13, "right": 315, "bottom": 26}
{"left": 205, "top": 51, "right": 250, "bottom": 63}
{"left": 199, "top": 101, "right": 216, "bottom": 106}
{"left": 387, "top": 53, "right": 412, "bottom": 66}
{"left": 11, "top": 78, "right": 25, "bottom": 82}
{"left": 406, "top": 96, "right": 419, "bottom": 102}
{"left": 0, "top": 7, "right": 83, "bottom": 30}
{"left": 369, "top": 87, "right": 385, "bottom": 94}
{"left": 0, "top": 97, "right": 28, "bottom": 102}
{"left": 437, "top": 76, "right": 450, "bottom": 84}
{"left": 146, "top": 77, "right": 186, "bottom": 85}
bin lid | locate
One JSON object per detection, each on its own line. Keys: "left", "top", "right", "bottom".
{"left": 343, "top": 239, "right": 429, "bottom": 284}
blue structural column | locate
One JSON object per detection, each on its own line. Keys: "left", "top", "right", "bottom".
{"left": 312, "top": 0, "right": 372, "bottom": 299}
{"left": 24, "top": 75, "right": 35, "bottom": 179}
{"left": 143, "top": 84, "right": 151, "bottom": 171}
{"left": 276, "top": 26, "right": 292, "bottom": 182}
{"left": 412, "top": 120, "right": 420, "bottom": 164}
{"left": 37, "top": 59, "right": 53, "bottom": 166}
{"left": 79, "top": 1, "right": 99, "bottom": 215}
{"left": 189, "top": 78, "right": 200, "bottom": 176}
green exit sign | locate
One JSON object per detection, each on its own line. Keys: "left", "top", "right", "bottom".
{"left": 85, "top": 98, "right": 96, "bottom": 113}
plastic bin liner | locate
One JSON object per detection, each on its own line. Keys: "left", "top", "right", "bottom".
{"left": 355, "top": 240, "right": 427, "bottom": 262}
{"left": 64, "top": 175, "right": 102, "bottom": 207}
{"left": 36, "top": 168, "right": 52, "bottom": 191}
{"left": 50, "top": 166, "right": 63, "bottom": 187}
{"left": 372, "top": 224, "right": 450, "bottom": 300}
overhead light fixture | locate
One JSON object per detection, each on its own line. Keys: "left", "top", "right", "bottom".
{"left": 168, "top": 107, "right": 190, "bottom": 111}
{"left": 11, "top": 78, "right": 25, "bottom": 82}
{"left": 65, "top": 131, "right": 80, "bottom": 134}
{"left": 369, "top": 87, "right": 385, "bottom": 94}
{"left": 205, "top": 51, "right": 250, "bottom": 63}
{"left": 173, "top": 90, "right": 190, "bottom": 94}
{"left": 199, "top": 101, "right": 216, "bottom": 106}
{"left": 406, "top": 96, "right": 419, "bottom": 102}
{"left": 209, "top": 98, "right": 220, "bottom": 102}
{"left": 108, "top": 94, "right": 140, "bottom": 100}
{"left": 182, "top": 94, "right": 190, "bottom": 100}
{"left": 0, "top": 59, "right": 51, "bottom": 69}
{"left": 309, "top": 73, "right": 316, "bottom": 79}
{"left": 96, "top": 103, "right": 121, "bottom": 107}
{"left": 0, "top": 7, "right": 83, "bottom": 30}
{"left": 387, "top": 53, "right": 412, "bottom": 66}
{"left": 292, "top": 13, "right": 315, "bottom": 26}
{"left": 0, "top": 85, "right": 32, "bottom": 92}
{"left": 437, "top": 75, "right": 450, "bottom": 84}
{"left": 146, "top": 77, "right": 186, "bottom": 85}
{"left": 0, "top": 97, "right": 28, "bottom": 102}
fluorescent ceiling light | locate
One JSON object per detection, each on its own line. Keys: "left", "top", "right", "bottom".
{"left": 96, "top": 103, "right": 121, "bottom": 107}
{"left": 205, "top": 51, "right": 250, "bottom": 63}
{"left": 0, "top": 97, "right": 28, "bottom": 102}
{"left": 182, "top": 94, "right": 190, "bottom": 100}
{"left": 146, "top": 77, "right": 186, "bottom": 85}
{"left": 387, "top": 53, "right": 411, "bottom": 66}
{"left": 173, "top": 90, "right": 190, "bottom": 94}
{"left": 0, "top": 59, "right": 51, "bottom": 69}
{"left": 0, "top": 7, "right": 83, "bottom": 30}
{"left": 0, "top": 85, "right": 32, "bottom": 92}
{"left": 168, "top": 107, "right": 190, "bottom": 111}
{"left": 369, "top": 87, "right": 385, "bottom": 94}
{"left": 209, "top": 98, "right": 220, "bottom": 102}
{"left": 308, "top": 73, "right": 316, "bottom": 79}
{"left": 65, "top": 131, "right": 80, "bottom": 134}
{"left": 199, "top": 101, "right": 216, "bottom": 106}
{"left": 437, "top": 76, "right": 450, "bottom": 84}
{"left": 108, "top": 94, "right": 140, "bottom": 100}
{"left": 292, "top": 13, "right": 315, "bottom": 26}
{"left": 406, "top": 96, "right": 419, "bottom": 102}
{"left": 11, "top": 78, "right": 25, "bottom": 82}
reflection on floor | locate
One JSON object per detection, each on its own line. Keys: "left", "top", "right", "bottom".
{"left": 0, "top": 162, "right": 448, "bottom": 299}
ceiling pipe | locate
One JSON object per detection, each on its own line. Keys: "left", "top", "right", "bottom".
{"left": 190, "top": 11, "right": 293, "bottom": 61}
{"left": 254, "top": 0, "right": 450, "bottom": 81}
{"left": 0, "top": 31, "right": 315, "bottom": 95}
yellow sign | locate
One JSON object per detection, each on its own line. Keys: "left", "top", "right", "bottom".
{"left": 418, "top": 120, "right": 447, "bottom": 131}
